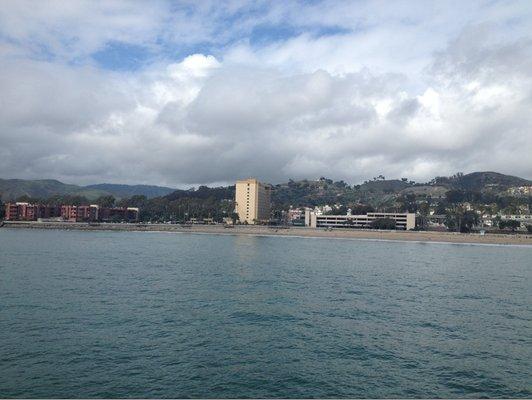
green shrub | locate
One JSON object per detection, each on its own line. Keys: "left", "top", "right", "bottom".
{"left": 370, "top": 218, "right": 396, "bottom": 230}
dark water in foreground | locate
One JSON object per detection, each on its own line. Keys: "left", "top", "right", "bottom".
{"left": 0, "top": 229, "right": 531, "bottom": 398}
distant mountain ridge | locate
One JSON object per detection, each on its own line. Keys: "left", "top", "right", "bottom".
{"left": 85, "top": 184, "right": 176, "bottom": 199}
{"left": 0, "top": 179, "right": 176, "bottom": 201}
{"left": 0, "top": 171, "right": 530, "bottom": 203}
{"left": 271, "top": 172, "right": 531, "bottom": 208}
{"left": 431, "top": 171, "right": 532, "bottom": 191}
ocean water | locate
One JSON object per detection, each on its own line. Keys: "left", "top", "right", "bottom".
{"left": 0, "top": 228, "right": 531, "bottom": 398}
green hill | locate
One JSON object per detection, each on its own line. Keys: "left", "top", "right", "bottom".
{"left": 0, "top": 179, "right": 176, "bottom": 201}
{"left": 1, "top": 171, "right": 530, "bottom": 205}
{"left": 272, "top": 178, "right": 350, "bottom": 207}
{"left": 357, "top": 179, "right": 411, "bottom": 193}
{"left": 431, "top": 172, "right": 531, "bottom": 191}
{"left": 163, "top": 185, "right": 235, "bottom": 201}
{"left": 0, "top": 179, "right": 83, "bottom": 201}
{"left": 85, "top": 184, "right": 176, "bottom": 199}
{"left": 457, "top": 171, "right": 531, "bottom": 191}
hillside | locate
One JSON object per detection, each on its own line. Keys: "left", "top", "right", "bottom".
{"left": 357, "top": 179, "right": 411, "bottom": 193}
{"left": 1, "top": 171, "right": 530, "bottom": 205}
{"left": 431, "top": 172, "right": 532, "bottom": 191}
{"left": 272, "top": 178, "right": 350, "bottom": 207}
{"left": 0, "top": 179, "right": 176, "bottom": 201}
{"left": 271, "top": 178, "right": 415, "bottom": 208}
{"left": 163, "top": 185, "right": 235, "bottom": 201}
{"left": 399, "top": 185, "right": 449, "bottom": 198}
{"left": 155, "top": 172, "right": 531, "bottom": 210}
{"left": 85, "top": 184, "right": 175, "bottom": 199}
{"left": 0, "top": 179, "right": 105, "bottom": 202}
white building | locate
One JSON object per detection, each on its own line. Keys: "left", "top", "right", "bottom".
{"left": 305, "top": 211, "right": 416, "bottom": 230}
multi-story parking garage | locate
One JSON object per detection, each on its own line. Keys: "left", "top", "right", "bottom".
{"left": 305, "top": 210, "right": 416, "bottom": 230}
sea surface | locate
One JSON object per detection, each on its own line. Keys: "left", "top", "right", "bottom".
{"left": 0, "top": 228, "right": 531, "bottom": 398}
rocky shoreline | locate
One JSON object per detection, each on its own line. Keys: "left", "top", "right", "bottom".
{"left": 2, "top": 220, "right": 532, "bottom": 246}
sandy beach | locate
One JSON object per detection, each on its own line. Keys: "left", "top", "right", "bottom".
{"left": 2, "top": 220, "right": 531, "bottom": 246}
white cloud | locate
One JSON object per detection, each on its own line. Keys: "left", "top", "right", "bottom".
{"left": 0, "top": 0, "right": 169, "bottom": 60}
{"left": 0, "top": 1, "right": 531, "bottom": 187}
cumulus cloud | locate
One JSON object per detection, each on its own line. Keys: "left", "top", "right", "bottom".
{"left": 0, "top": 1, "right": 531, "bottom": 187}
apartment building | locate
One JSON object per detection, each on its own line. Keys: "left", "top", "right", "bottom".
{"left": 4, "top": 203, "right": 138, "bottom": 223}
{"left": 235, "top": 178, "right": 271, "bottom": 224}
{"left": 305, "top": 210, "right": 416, "bottom": 230}
{"left": 4, "top": 202, "right": 60, "bottom": 221}
{"left": 5, "top": 203, "right": 21, "bottom": 220}
{"left": 61, "top": 205, "right": 79, "bottom": 221}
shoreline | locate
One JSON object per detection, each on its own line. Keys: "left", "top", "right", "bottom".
{"left": 2, "top": 221, "right": 532, "bottom": 246}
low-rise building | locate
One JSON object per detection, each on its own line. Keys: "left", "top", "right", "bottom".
{"left": 4, "top": 203, "right": 138, "bottom": 223}
{"left": 287, "top": 207, "right": 308, "bottom": 225}
{"left": 36, "top": 204, "right": 61, "bottom": 219}
{"left": 305, "top": 210, "right": 416, "bottom": 230}
{"left": 500, "top": 214, "right": 532, "bottom": 222}
{"left": 5, "top": 203, "right": 20, "bottom": 220}
{"left": 480, "top": 214, "right": 532, "bottom": 229}
{"left": 507, "top": 186, "right": 532, "bottom": 196}
{"left": 61, "top": 205, "right": 78, "bottom": 221}
{"left": 126, "top": 207, "right": 139, "bottom": 222}
{"left": 4, "top": 202, "right": 59, "bottom": 221}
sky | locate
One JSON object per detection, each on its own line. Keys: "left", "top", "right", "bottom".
{"left": 1, "top": 0, "right": 531, "bottom": 188}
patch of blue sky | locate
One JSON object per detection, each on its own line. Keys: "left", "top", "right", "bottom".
{"left": 92, "top": 41, "right": 154, "bottom": 71}
{"left": 313, "top": 25, "right": 352, "bottom": 37}
{"left": 249, "top": 24, "right": 302, "bottom": 45}
{"left": 92, "top": 37, "right": 233, "bottom": 71}
{"left": 249, "top": 23, "right": 350, "bottom": 46}
{"left": 88, "top": 5, "right": 353, "bottom": 71}
{"left": 156, "top": 40, "right": 220, "bottom": 63}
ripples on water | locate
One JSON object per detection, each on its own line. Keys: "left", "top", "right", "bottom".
{"left": 0, "top": 229, "right": 531, "bottom": 398}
